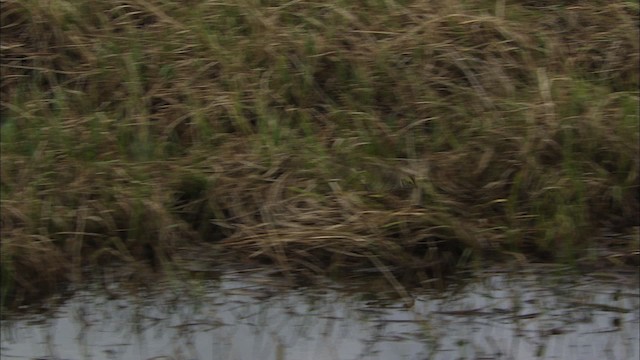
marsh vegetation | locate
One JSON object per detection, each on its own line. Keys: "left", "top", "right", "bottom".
{"left": 1, "top": 0, "right": 638, "bottom": 307}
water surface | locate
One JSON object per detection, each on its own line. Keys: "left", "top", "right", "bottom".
{"left": 1, "top": 267, "right": 638, "bottom": 360}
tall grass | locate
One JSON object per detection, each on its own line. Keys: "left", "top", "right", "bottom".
{"left": 1, "top": 0, "right": 638, "bottom": 307}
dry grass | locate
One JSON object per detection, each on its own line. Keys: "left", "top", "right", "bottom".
{"left": 1, "top": 0, "right": 638, "bottom": 307}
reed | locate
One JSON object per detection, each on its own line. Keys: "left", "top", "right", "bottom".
{"left": 1, "top": 0, "right": 638, "bottom": 308}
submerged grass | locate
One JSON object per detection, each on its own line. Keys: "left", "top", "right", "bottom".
{"left": 1, "top": 0, "right": 638, "bottom": 307}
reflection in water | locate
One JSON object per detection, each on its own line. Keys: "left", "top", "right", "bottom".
{"left": 1, "top": 268, "right": 638, "bottom": 360}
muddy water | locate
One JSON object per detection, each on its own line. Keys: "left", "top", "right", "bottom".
{"left": 1, "top": 267, "right": 638, "bottom": 360}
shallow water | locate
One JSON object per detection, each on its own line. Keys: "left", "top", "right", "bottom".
{"left": 1, "top": 267, "right": 638, "bottom": 360}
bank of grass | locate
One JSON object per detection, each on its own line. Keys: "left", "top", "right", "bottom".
{"left": 1, "top": 0, "right": 638, "bottom": 307}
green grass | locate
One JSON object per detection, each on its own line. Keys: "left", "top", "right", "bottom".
{"left": 1, "top": 0, "right": 638, "bottom": 308}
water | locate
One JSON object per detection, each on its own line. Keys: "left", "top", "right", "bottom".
{"left": 1, "top": 267, "right": 638, "bottom": 360}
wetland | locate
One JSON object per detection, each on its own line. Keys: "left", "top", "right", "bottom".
{"left": 1, "top": 1, "right": 639, "bottom": 358}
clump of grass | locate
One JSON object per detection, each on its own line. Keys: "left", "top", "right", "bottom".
{"left": 1, "top": 0, "right": 638, "bottom": 307}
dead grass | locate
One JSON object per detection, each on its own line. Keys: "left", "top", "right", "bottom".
{"left": 1, "top": 0, "right": 638, "bottom": 307}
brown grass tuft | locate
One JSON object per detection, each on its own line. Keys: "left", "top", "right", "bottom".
{"left": 1, "top": 0, "right": 638, "bottom": 307}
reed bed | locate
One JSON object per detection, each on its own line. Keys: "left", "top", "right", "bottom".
{"left": 1, "top": 0, "right": 638, "bottom": 307}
